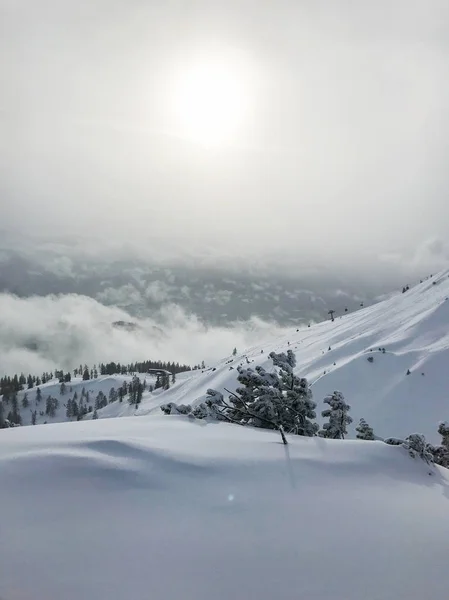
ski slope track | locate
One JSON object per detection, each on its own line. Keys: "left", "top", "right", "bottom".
{"left": 1, "top": 416, "right": 449, "bottom": 600}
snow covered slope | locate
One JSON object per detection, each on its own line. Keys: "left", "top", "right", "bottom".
{"left": 1, "top": 416, "right": 449, "bottom": 600}
{"left": 9, "top": 270, "right": 449, "bottom": 441}
{"left": 129, "top": 270, "right": 449, "bottom": 441}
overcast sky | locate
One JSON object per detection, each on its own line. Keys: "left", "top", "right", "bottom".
{"left": 1, "top": 0, "right": 449, "bottom": 272}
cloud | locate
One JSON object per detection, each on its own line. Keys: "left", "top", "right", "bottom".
{"left": 1, "top": 0, "right": 449, "bottom": 271}
{"left": 0, "top": 293, "right": 291, "bottom": 375}
{"left": 380, "top": 237, "right": 449, "bottom": 277}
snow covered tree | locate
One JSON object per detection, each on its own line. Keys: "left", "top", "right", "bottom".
{"left": 92, "top": 409, "right": 98, "bottom": 420}
{"left": 71, "top": 400, "right": 79, "bottom": 419}
{"left": 355, "top": 418, "right": 375, "bottom": 440}
{"left": 82, "top": 367, "right": 90, "bottom": 381}
{"left": 45, "top": 396, "right": 58, "bottom": 418}
{"left": 109, "top": 387, "right": 118, "bottom": 403}
{"left": 60, "top": 381, "right": 66, "bottom": 395}
{"left": 268, "top": 350, "right": 318, "bottom": 436}
{"left": 428, "top": 422, "right": 449, "bottom": 468}
{"left": 161, "top": 402, "right": 192, "bottom": 416}
{"left": 232, "top": 347, "right": 237, "bottom": 356}
{"left": 319, "top": 391, "right": 352, "bottom": 439}
{"left": 66, "top": 398, "right": 73, "bottom": 419}
{"left": 36, "top": 387, "right": 42, "bottom": 403}
{"left": 160, "top": 350, "right": 316, "bottom": 444}
{"left": 31, "top": 410, "right": 37, "bottom": 425}
{"left": 22, "top": 393, "right": 29, "bottom": 408}
{"left": 403, "top": 433, "right": 434, "bottom": 465}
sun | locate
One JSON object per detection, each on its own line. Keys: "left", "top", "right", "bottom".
{"left": 172, "top": 58, "right": 249, "bottom": 147}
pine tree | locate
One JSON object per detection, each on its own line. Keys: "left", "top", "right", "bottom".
{"left": 22, "top": 393, "right": 29, "bottom": 408}
{"left": 92, "top": 409, "right": 98, "bottom": 420}
{"left": 429, "top": 422, "right": 449, "bottom": 468}
{"left": 60, "top": 381, "right": 66, "bottom": 395}
{"left": 356, "top": 418, "right": 375, "bottom": 440}
{"left": 269, "top": 350, "right": 318, "bottom": 436}
{"left": 8, "top": 393, "right": 21, "bottom": 425}
{"left": 171, "top": 372, "right": 176, "bottom": 385}
{"left": 404, "top": 434, "right": 434, "bottom": 464}
{"left": 232, "top": 347, "right": 237, "bottom": 356}
{"left": 66, "top": 398, "right": 73, "bottom": 419}
{"left": 163, "top": 373, "right": 170, "bottom": 390}
{"left": 82, "top": 367, "right": 90, "bottom": 381}
{"left": 319, "top": 391, "right": 352, "bottom": 439}
{"left": 72, "top": 400, "right": 79, "bottom": 419}
{"left": 31, "top": 410, "right": 37, "bottom": 425}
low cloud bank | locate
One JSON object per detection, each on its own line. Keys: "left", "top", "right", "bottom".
{"left": 0, "top": 293, "right": 291, "bottom": 375}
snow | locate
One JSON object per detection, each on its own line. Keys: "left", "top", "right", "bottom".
{"left": 3, "top": 273, "right": 449, "bottom": 599}
{"left": 1, "top": 416, "right": 449, "bottom": 600}
{"left": 10, "top": 270, "right": 449, "bottom": 441}
{"left": 133, "top": 270, "right": 449, "bottom": 441}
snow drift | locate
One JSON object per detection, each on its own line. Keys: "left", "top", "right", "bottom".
{"left": 1, "top": 415, "right": 449, "bottom": 600}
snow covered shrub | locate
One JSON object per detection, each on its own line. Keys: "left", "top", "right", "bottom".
{"left": 160, "top": 402, "right": 192, "bottom": 416}
{"left": 318, "top": 391, "right": 352, "bottom": 439}
{"left": 403, "top": 434, "right": 434, "bottom": 465}
{"left": 384, "top": 437, "right": 404, "bottom": 446}
{"left": 356, "top": 418, "right": 375, "bottom": 440}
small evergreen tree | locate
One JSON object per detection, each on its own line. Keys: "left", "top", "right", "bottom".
{"left": 319, "top": 391, "right": 352, "bottom": 439}
{"left": 66, "top": 398, "right": 73, "bottom": 419}
{"left": 82, "top": 367, "right": 90, "bottom": 381}
{"left": 36, "top": 387, "right": 42, "bottom": 403}
{"left": 404, "top": 433, "right": 434, "bottom": 465}
{"left": 355, "top": 418, "right": 375, "bottom": 440}
{"left": 60, "top": 381, "right": 66, "bottom": 395}
{"left": 22, "top": 393, "right": 29, "bottom": 408}
{"left": 92, "top": 409, "right": 98, "bottom": 420}
{"left": 429, "top": 422, "right": 449, "bottom": 468}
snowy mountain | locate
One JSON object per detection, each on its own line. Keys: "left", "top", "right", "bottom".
{"left": 2, "top": 271, "right": 449, "bottom": 600}
{"left": 6, "top": 269, "right": 449, "bottom": 441}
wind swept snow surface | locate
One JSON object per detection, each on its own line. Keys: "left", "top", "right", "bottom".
{"left": 1, "top": 416, "right": 449, "bottom": 600}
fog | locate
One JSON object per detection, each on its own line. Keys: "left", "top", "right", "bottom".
{"left": 0, "top": 292, "right": 290, "bottom": 375}
{"left": 2, "top": 0, "right": 449, "bottom": 271}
